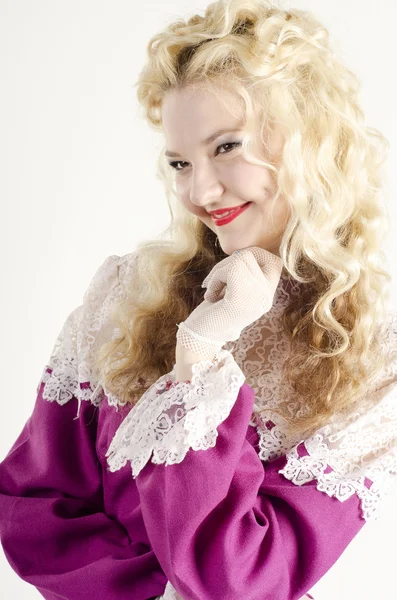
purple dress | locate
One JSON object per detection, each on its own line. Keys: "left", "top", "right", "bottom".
{"left": 1, "top": 252, "right": 396, "bottom": 600}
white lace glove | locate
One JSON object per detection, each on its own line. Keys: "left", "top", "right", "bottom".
{"left": 176, "top": 246, "right": 284, "bottom": 360}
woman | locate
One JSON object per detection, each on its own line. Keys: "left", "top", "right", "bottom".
{"left": 1, "top": 1, "right": 396, "bottom": 599}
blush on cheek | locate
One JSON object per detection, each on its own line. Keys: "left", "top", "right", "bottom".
{"left": 185, "top": 202, "right": 207, "bottom": 219}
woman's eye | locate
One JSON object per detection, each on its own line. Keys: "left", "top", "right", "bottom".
{"left": 168, "top": 141, "right": 242, "bottom": 172}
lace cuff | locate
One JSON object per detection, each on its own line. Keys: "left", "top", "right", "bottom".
{"left": 105, "top": 348, "right": 246, "bottom": 478}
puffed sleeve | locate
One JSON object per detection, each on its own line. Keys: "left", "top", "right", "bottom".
{"left": 0, "top": 252, "right": 167, "bottom": 600}
{"left": 105, "top": 310, "right": 397, "bottom": 600}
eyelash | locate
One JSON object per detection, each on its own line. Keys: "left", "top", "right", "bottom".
{"left": 168, "top": 141, "right": 242, "bottom": 172}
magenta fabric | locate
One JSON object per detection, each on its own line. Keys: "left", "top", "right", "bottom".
{"left": 0, "top": 368, "right": 166, "bottom": 600}
{"left": 0, "top": 368, "right": 366, "bottom": 599}
{"left": 134, "top": 382, "right": 367, "bottom": 600}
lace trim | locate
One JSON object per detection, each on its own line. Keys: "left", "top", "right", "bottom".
{"left": 105, "top": 348, "right": 246, "bottom": 477}
{"left": 105, "top": 341, "right": 397, "bottom": 521}
{"left": 36, "top": 249, "right": 397, "bottom": 523}
{"left": 155, "top": 581, "right": 183, "bottom": 600}
{"left": 251, "top": 376, "right": 397, "bottom": 522}
{"left": 37, "top": 253, "right": 138, "bottom": 418}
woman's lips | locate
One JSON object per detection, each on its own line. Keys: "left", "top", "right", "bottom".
{"left": 211, "top": 202, "right": 252, "bottom": 225}
{"left": 211, "top": 202, "right": 249, "bottom": 217}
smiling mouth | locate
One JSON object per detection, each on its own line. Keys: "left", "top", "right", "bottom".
{"left": 210, "top": 202, "right": 250, "bottom": 217}
{"left": 211, "top": 202, "right": 252, "bottom": 225}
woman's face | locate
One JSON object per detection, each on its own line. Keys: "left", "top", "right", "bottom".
{"left": 161, "top": 85, "right": 291, "bottom": 257}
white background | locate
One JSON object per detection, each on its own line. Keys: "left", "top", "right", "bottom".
{"left": 1, "top": 1, "right": 396, "bottom": 598}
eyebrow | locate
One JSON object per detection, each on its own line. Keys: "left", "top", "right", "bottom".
{"left": 164, "top": 128, "right": 243, "bottom": 158}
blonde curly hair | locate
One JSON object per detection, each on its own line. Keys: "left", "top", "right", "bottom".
{"left": 95, "top": 0, "right": 393, "bottom": 440}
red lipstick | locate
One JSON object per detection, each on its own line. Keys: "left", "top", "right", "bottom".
{"left": 211, "top": 202, "right": 252, "bottom": 226}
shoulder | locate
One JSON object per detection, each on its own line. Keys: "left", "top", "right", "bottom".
{"left": 277, "top": 304, "right": 397, "bottom": 521}
{"left": 39, "top": 251, "right": 141, "bottom": 411}
{"left": 384, "top": 305, "right": 397, "bottom": 354}
{"left": 83, "top": 250, "right": 141, "bottom": 306}
{"left": 371, "top": 306, "right": 397, "bottom": 391}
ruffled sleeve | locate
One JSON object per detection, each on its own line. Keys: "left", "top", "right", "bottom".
{"left": 105, "top": 310, "right": 397, "bottom": 600}
{"left": 0, "top": 252, "right": 168, "bottom": 600}
{"left": 105, "top": 348, "right": 246, "bottom": 474}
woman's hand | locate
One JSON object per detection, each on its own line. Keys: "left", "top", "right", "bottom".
{"left": 176, "top": 246, "right": 284, "bottom": 367}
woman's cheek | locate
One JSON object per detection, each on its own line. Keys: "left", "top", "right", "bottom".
{"left": 178, "top": 190, "right": 201, "bottom": 217}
